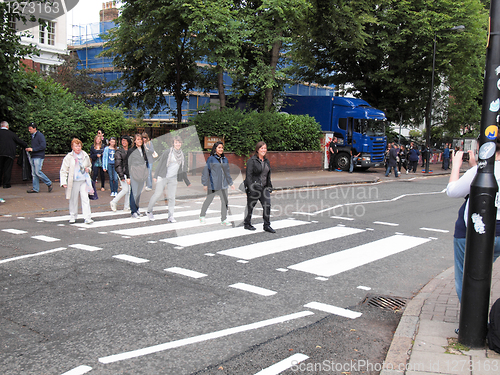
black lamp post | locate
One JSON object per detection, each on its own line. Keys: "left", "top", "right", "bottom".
{"left": 425, "top": 25, "right": 465, "bottom": 173}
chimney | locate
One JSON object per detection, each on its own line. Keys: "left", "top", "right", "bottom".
{"left": 100, "top": 1, "right": 118, "bottom": 22}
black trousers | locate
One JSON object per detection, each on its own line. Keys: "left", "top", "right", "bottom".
{"left": 244, "top": 184, "right": 271, "bottom": 227}
{"left": 92, "top": 164, "right": 106, "bottom": 189}
{"left": 0, "top": 156, "right": 14, "bottom": 187}
{"left": 201, "top": 189, "right": 229, "bottom": 221}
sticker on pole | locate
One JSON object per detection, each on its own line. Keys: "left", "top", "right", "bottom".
{"left": 4, "top": 1, "right": 80, "bottom": 32}
{"left": 479, "top": 142, "right": 496, "bottom": 160}
{"left": 490, "top": 98, "right": 500, "bottom": 112}
{"left": 486, "top": 125, "right": 499, "bottom": 140}
{"left": 472, "top": 213, "right": 486, "bottom": 234}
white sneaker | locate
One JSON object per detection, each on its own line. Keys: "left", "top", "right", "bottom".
{"left": 147, "top": 212, "right": 155, "bottom": 221}
{"left": 199, "top": 216, "right": 206, "bottom": 224}
{"left": 406, "top": 169, "right": 409, "bottom": 174}
{"left": 110, "top": 201, "right": 117, "bottom": 212}
{"left": 221, "top": 219, "right": 232, "bottom": 226}
{"left": 145, "top": 187, "right": 152, "bottom": 191}
{"left": 84, "top": 218, "right": 94, "bottom": 224}
{"left": 168, "top": 216, "right": 177, "bottom": 223}
{"left": 69, "top": 218, "right": 76, "bottom": 224}
{"left": 132, "top": 212, "right": 141, "bottom": 219}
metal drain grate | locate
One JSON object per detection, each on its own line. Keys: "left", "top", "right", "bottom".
{"left": 362, "top": 294, "right": 408, "bottom": 312}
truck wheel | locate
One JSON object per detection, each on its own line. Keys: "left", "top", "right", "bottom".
{"left": 335, "top": 153, "right": 350, "bottom": 171}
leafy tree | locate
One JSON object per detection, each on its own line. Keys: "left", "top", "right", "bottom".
{"left": 102, "top": 0, "right": 203, "bottom": 123}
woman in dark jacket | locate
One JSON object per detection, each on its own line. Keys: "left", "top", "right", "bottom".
{"left": 110, "top": 135, "right": 131, "bottom": 212}
{"left": 244, "top": 141, "right": 275, "bottom": 233}
{"left": 90, "top": 134, "right": 106, "bottom": 191}
{"left": 199, "top": 141, "right": 235, "bottom": 226}
{"left": 128, "top": 133, "right": 149, "bottom": 218}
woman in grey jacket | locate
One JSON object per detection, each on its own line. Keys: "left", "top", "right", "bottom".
{"left": 146, "top": 136, "right": 191, "bottom": 222}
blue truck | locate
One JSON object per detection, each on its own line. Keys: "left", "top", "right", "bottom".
{"left": 284, "top": 96, "right": 387, "bottom": 171}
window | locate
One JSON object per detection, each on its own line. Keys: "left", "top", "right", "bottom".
{"left": 39, "top": 21, "right": 55, "bottom": 45}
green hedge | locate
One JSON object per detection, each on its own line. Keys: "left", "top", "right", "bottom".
{"left": 191, "top": 108, "right": 322, "bottom": 155}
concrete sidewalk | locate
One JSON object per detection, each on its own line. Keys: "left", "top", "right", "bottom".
{"left": 3, "top": 166, "right": 498, "bottom": 374}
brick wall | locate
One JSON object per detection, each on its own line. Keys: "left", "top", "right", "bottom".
{"left": 9, "top": 151, "right": 324, "bottom": 185}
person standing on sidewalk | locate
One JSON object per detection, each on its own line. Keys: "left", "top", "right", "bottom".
{"left": 110, "top": 135, "right": 131, "bottom": 212}
{"left": 328, "top": 137, "right": 339, "bottom": 171}
{"left": 407, "top": 142, "right": 420, "bottom": 173}
{"left": 128, "top": 133, "right": 149, "bottom": 218}
{"left": 103, "top": 137, "right": 119, "bottom": 197}
{"left": 446, "top": 138, "right": 500, "bottom": 302}
{"left": 243, "top": 141, "right": 275, "bottom": 233}
{"left": 385, "top": 143, "right": 400, "bottom": 177}
{"left": 26, "top": 122, "right": 52, "bottom": 193}
{"left": 443, "top": 143, "right": 451, "bottom": 170}
{"left": 60, "top": 138, "right": 93, "bottom": 224}
{"left": 199, "top": 141, "right": 235, "bottom": 226}
{"left": 146, "top": 136, "right": 191, "bottom": 222}
{"left": 0, "top": 121, "right": 28, "bottom": 188}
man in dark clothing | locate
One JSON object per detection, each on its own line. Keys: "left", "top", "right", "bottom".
{"left": 0, "top": 121, "right": 28, "bottom": 188}
{"left": 26, "top": 122, "right": 52, "bottom": 193}
{"left": 385, "top": 143, "right": 400, "bottom": 177}
{"left": 328, "top": 137, "right": 339, "bottom": 171}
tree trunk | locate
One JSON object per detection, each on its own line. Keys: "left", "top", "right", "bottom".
{"left": 264, "top": 38, "right": 282, "bottom": 112}
{"left": 217, "top": 66, "right": 226, "bottom": 110}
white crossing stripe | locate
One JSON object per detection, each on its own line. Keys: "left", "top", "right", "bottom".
{"left": 99, "top": 311, "right": 314, "bottom": 364}
{"left": 254, "top": 353, "right": 309, "bottom": 375}
{"left": 60, "top": 365, "right": 93, "bottom": 375}
{"left": 218, "top": 226, "right": 365, "bottom": 260}
{"left": 373, "top": 221, "right": 399, "bottom": 226}
{"left": 288, "top": 234, "right": 431, "bottom": 277}
{"left": 304, "top": 302, "right": 362, "bottom": 319}
{"left": 161, "top": 219, "right": 309, "bottom": 247}
{"left": 0, "top": 247, "right": 66, "bottom": 264}
{"left": 229, "top": 283, "right": 277, "bottom": 296}
{"left": 113, "top": 254, "right": 149, "bottom": 264}
{"left": 32, "top": 235, "right": 60, "bottom": 242}
{"left": 111, "top": 214, "right": 240, "bottom": 237}
{"left": 420, "top": 227, "right": 449, "bottom": 233}
{"left": 2, "top": 229, "right": 28, "bottom": 234}
{"left": 36, "top": 206, "right": 171, "bottom": 222}
{"left": 73, "top": 209, "right": 216, "bottom": 229}
{"left": 165, "top": 267, "right": 207, "bottom": 279}
{"left": 68, "top": 244, "right": 102, "bottom": 252}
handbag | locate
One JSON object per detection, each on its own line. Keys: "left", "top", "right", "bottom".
{"left": 238, "top": 179, "right": 248, "bottom": 193}
{"left": 88, "top": 180, "right": 99, "bottom": 200}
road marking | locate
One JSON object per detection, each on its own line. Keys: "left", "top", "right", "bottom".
{"left": 315, "top": 277, "right": 328, "bottom": 281}
{"left": 218, "top": 226, "right": 364, "bottom": 260}
{"left": 0, "top": 247, "right": 66, "bottom": 264}
{"left": 358, "top": 286, "right": 371, "bottom": 291}
{"left": 2, "top": 229, "right": 28, "bottom": 234}
{"left": 288, "top": 234, "right": 430, "bottom": 277}
{"left": 229, "top": 282, "right": 277, "bottom": 296}
{"left": 331, "top": 216, "right": 355, "bottom": 220}
{"left": 73, "top": 209, "right": 216, "bottom": 229}
{"left": 160, "top": 219, "right": 309, "bottom": 247}
{"left": 110, "top": 214, "right": 240, "bottom": 237}
{"left": 36, "top": 206, "right": 172, "bottom": 222}
{"left": 68, "top": 244, "right": 102, "bottom": 252}
{"left": 373, "top": 221, "right": 399, "bottom": 226}
{"left": 304, "top": 302, "right": 362, "bottom": 319}
{"left": 32, "top": 235, "right": 60, "bottom": 242}
{"left": 254, "top": 353, "right": 309, "bottom": 375}
{"left": 60, "top": 365, "right": 93, "bottom": 375}
{"left": 420, "top": 227, "right": 449, "bottom": 233}
{"left": 113, "top": 254, "right": 149, "bottom": 264}
{"left": 98, "top": 311, "right": 315, "bottom": 364}
{"left": 164, "top": 267, "right": 207, "bottom": 279}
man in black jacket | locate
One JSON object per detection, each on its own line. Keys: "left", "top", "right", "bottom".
{"left": 0, "top": 121, "right": 28, "bottom": 188}
{"left": 26, "top": 122, "right": 52, "bottom": 193}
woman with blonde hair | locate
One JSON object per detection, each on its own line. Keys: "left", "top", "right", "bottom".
{"left": 60, "top": 138, "right": 93, "bottom": 224}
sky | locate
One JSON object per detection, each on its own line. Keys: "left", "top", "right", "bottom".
{"left": 66, "top": 0, "right": 120, "bottom": 40}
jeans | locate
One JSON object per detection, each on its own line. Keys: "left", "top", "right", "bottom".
{"left": 111, "top": 179, "right": 130, "bottom": 210}
{"left": 129, "top": 177, "right": 146, "bottom": 215}
{"left": 107, "top": 164, "right": 119, "bottom": 194}
{"left": 30, "top": 157, "right": 51, "bottom": 192}
{"left": 146, "top": 164, "right": 153, "bottom": 189}
{"left": 147, "top": 176, "right": 178, "bottom": 216}
{"left": 200, "top": 188, "right": 229, "bottom": 221}
{"left": 454, "top": 236, "right": 500, "bottom": 302}
{"left": 385, "top": 165, "right": 398, "bottom": 177}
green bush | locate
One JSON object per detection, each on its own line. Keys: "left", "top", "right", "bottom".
{"left": 191, "top": 108, "right": 322, "bottom": 155}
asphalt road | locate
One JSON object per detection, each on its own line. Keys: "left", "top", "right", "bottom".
{"left": 0, "top": 174, "right": 457, "bottom": 374}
